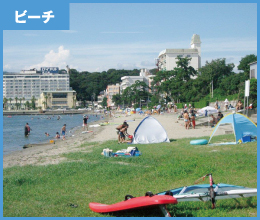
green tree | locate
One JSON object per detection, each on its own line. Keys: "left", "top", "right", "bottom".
{"left": 15, "top": 97, "right": 18, "bottom": 110}
{"left": 199, "top": 58, "right": 235, "bottom": 98}
{"left": 237, "top": 54, "right": 257, "bottom": 80}
{"left": 112, "top": 94, "right": 121, "bottom": 107}
{"left": 22, "top": 97, "right": 25, "bottom": 109}
{"left": 101, "top": 97, "right": 108, "bottom": 108}
{"left": 249, "top": 78, "right": 257, "bottom": 107}
{"left": 19, "top": 98, "right": 22, "bottom": 110}
{"left": 31, "top": 96, "right": 36, "bottom": 110}
{"left": 44, "top": 94, "right": 48, "bottom": 108}
{"left": 121, "top": 80, "right": 150, "bottom": 107}
{"left": 175, "top": 56, "right": 198, "bottom": 81}
{"left": 25, "top": 101, "right": 30, "bottom": 110}
{"left": 152, "top": 57, "right": 198, "bottom": 103}
{"left": 8, "top": 98, "right": 12, "bottom": 109}
{"left": 3, "top": 97, "right": 8, "bottom": 110}
{"left": 42, "top": 101, "right": 47, "bottom": 109}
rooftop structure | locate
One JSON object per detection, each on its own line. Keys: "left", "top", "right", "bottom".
{"left": 156, "top": 34, "right": 201, "bottom": 74}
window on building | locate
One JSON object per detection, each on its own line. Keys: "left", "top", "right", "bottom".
{"left": 52, "top": 93, "right": 68, "bottom": 98}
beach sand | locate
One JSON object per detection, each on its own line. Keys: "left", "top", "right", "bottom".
{"left": 3, "top": 111, "right": 255, "bottom": 168}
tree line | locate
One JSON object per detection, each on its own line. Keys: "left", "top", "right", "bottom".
{"left": 70, "top": 54, "right": 257, "bottom": 109}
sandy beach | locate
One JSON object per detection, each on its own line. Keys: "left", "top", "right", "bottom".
{"left": 3, "top": 111, "right": 256, "bottom": 169}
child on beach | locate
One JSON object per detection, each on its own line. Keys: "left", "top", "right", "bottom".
{"left": 55, "top": 132, "right": 60, "bottom": 139}
{"left": 183, "top": 111, "right": 190, "bottom": 129}
{"left": 61, "top": 124, "right": 66, "bottom": 140}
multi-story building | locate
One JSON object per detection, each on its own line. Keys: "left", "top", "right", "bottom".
{"left": 97, "top": 90, "right": 106, "bottom": 106}
{"left": 249, "top": 61, "right": 257, "bottom": 79}
{"left": 156, "top": 34, "right": 201, "bottom": 72}
{"left": 106, "top": 83, "right": 120, "bottom": 107}
{"left": 120, "top": 68, "right": 154, "bottom": 93}
{"left": 3, "top": 67, "right": 70, "bottom": 107}
{"left": 38, "top": 90, "right": 76, "bottom": 109}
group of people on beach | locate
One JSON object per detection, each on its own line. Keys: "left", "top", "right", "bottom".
{"left": 24, "top": 122, "right": 66, "bottom": 140}
{"left": 183, "top": 104, "right": 196, "bottom": 130}
{"left": 210, "top": 111, "right": 224, "bottom": 127}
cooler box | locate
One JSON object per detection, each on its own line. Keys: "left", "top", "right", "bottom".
{"left": 242, "top": 135, "right": 251, "bottom": 143}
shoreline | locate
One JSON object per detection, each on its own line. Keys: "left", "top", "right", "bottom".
{"left": 3, "top": 111, "right": 257, "bottom": 168}
{"left": 3, "top": 115, "right": 109, "bottom": 168}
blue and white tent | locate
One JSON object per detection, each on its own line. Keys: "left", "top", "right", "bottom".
{"left": 208, "top": 113, "right": 257, "bottom": 144}
{"left": 132, "top": 116, "right": 170, "bottom": 144}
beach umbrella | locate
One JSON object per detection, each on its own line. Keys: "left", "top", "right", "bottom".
{"left": 197, "top": 106, "right": 218, "bottom": 128}
{"left": 198, "top": 106, "right": 218, "bottom": 116}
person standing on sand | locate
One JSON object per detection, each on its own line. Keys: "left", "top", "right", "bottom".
{"left": 61, "top": 124, "right": 66, "bottom": 140}
{"left": 183, "top": 110, "right": 189, "bottom": 129}
{"left": 191, "top": 112, "right": 196, "bottom": 129}
{"left": 83, "top": 115, "right": 89, "bottom": 130}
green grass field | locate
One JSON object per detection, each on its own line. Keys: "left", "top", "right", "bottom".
{"left": 3, "top": 134, "right": 257, "bottom": 217}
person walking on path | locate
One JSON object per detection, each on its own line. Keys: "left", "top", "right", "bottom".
{"left": 61, "top": 124, "right": 66, "bottom": 140}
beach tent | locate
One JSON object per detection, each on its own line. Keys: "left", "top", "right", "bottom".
{"left": 197, "top": 106, "right": 218, "bottom": 116}
{"left": 131, "top": 116, "right": 170, "bottom": 144}
{"left": 208, "top": 113, "right": 257, "bottom": 144}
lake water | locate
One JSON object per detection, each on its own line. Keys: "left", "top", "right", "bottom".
{"left": 3, "top": 113, "right": 103, "bottom": 155}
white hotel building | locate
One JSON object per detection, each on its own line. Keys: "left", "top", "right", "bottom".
{"left": 3, "top": 68, "right": 70, "bottom": 101}
{"left": 156, "top": 34, "right": 201, "bottom": 72}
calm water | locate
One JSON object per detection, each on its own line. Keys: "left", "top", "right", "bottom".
{"left": 3, "top": 113, "right": 103, "bottom": 155}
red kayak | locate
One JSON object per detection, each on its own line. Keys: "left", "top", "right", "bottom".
{"left": 89, "top": 194, "right": 177, "bottom": 217}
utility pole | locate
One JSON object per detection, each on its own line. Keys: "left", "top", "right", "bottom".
{"left": 92, "top": 92, "right": 95, "bottom": 113}
{"left": 212, "top": 80, "right": 213, "bottom": 98}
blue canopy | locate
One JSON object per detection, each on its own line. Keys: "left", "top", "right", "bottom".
{"left": 208, "top": 113, "right": 257, "bottom": 144}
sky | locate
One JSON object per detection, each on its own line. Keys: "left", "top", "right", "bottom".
{"left": 3, "top": 3, "right": 257, "bottom": 73}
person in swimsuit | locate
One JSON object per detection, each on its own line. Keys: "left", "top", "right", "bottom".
{"left": 119, "top": 124, "right": 129, "bottom": 143}
{"left": 116, "top": 122, "right": 128, "bottom": 143}
{"left": 61, "top": 124, "right": 66, "bottom": 140}
{"left": 24, "top": 123, "right": 30, "bottom": 136}
{"left": 55, "top": 132, "right": 60, "bottom": 139}
{"left": 191, "top": 112, "right": 196, "bottom": 129}
{"left": 183, "top": 111, "right": 189, "bottom": 129}
{"left": 236, "top": 100, "right": 243, "bottom": 111}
